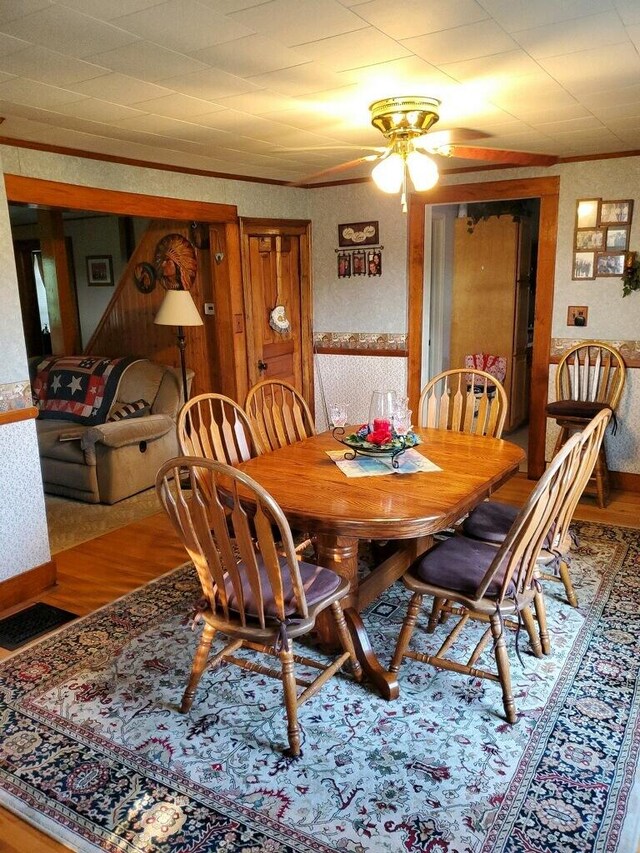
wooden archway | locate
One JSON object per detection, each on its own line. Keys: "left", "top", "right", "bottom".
{"left": 407, "top": 176, "right": 560, "bottom": 479}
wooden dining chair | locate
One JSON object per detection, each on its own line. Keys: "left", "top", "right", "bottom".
{"left": 156, "top": 456, "right": 362, "bottom": 756}
{"left": 389, "top": 427, "right": 586, "bottom": 724}
{"left": 461, "top": 408, "right": 611, "bottom": 612}
{"left": 178, "top": 392, "right": 261, "bottom": 465}
{"left": 418, "top": 368, "right": 508, "bottom": 438}
{"left": 245, "top": 379, "right": 316, "bottom": 452}
{"left": 546, "top": 341, "right": 625, "bottom": 507}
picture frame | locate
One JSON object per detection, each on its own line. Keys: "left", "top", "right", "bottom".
{"left": 575, "top": 198, "right": 600, "bottom": 229}
{"left": 337, "top": 252, "right": 351, "bottom": 278}
{"left": 86, "top": 255, "right": 114, "bottom": 286}
{"left": 567, "top": 305, "right": 588, "bottom": 327}
{"left": 572, "top": 251, "right": 595, "bottom": 280}
{"left": 575, "top": 228, "right": 605, "bottom": 251}
{"left": 352, "top": 250, "right": 366, "bottom": 276}
{"left": 606, "top": 227, "right": 629, "bottom": 250}
{"left": 367, "top": 249, "right": 382, "bottom": 276}
{"left": 595, "top": 252, "right": 625, "bottom": 277}
{"left": 600, "top": 199, "right": 633, "bottom": 225}
{"left": 338, "top": 221, "right": 379, "bottom": 248}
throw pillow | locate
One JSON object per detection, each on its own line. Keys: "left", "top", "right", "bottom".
{"left": 107, "top": 399, "right": 150, "bottom": 422}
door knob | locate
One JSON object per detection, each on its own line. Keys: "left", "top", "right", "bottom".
{"left": 257, "top": 359, "right": 268, "bottom": 372}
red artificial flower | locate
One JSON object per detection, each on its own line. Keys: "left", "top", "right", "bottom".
{"left": 373, "top": 418, "right": 391, "bottom": 432}
{"left": 368, "top": 427, "right": 393, "bottom": 445}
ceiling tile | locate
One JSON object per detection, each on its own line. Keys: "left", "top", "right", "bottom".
{"left": 535, "top": 115, "right": 606, "bottom": 134}
{"left": 0, "top": 0, "right": 52, "bottom": 25}
{"left": 247, "top": 62, "right": 353, "bottom": 97}
{"left": 87, "top": 41, "right": 208, "bottom": 83}
{"left": 478, "top": 0, "right": 608, "bottom": 33}
{"left": 1, "top": 6, "right": 139, "bottom": 58}
{"left": 0, "top": 32, "right": 31, "bottom": 57}
{"left": 0, "top": 46, "right": 107, "bottom": 86}
{"left": 627, "top": 23, "right": 640, "bottom": 50}
{"left": 347, "top": 0, "right": 489, "bottom": 41}
{"left": 441, "top": 50, "right": 555, "bottom": 84}
{"left": 228, "top": 0, "right": 368, "bottom": 47}
{"left": 488, "top": 72, "right": 584, "bottom": 112}
{"left": 69, "top": 72, "right": 173, "bottom": 105}
{"left": 297, "top": 28, "right": 409, "bottom": 72}
{"left": 402, "top": 20, "right": 520, "bottom": 65}
{"left": 0, "top": 77, "right": 84, "bottom": 109}
{"left": 191, "top": 35, "right": 309, "bottom": 77}
{"left": 212, "top": 90, "right": 299, "bottom": 115}
{"left": 55, "top": 97, "right": 149, "bottom": 122}
{"left": 111, "top": 0, "right": 255, "bottom": 53}
{"left": 56, "top": 0, "right": 168, "bottom": 21}
{"left": 128, "top": 92, "right": 226, "bottom": 118}
{"left": 578, "top": 82, "right": 640, "bottom": 108}
{"left": 513, "top": 12, "right": 629, "bottom": 58}
{"left": 538, "top": 43, "right": 640, "bottom": 94}
{"left": 614, "top": 0, "right": 640, "bottom": 26}
{"left": 159, "top": 66, "right": 261, "bottom": 99}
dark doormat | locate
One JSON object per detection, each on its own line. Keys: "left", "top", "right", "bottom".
{"left": 0, "top": 602, "right": 77, "bottom": 650}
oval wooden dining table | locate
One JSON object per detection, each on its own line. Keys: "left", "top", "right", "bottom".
{"left": 236, "top": 427, "right": 525, "bottom": 699}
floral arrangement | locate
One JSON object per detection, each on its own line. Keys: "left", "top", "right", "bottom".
{"left": 621, "top": 252, "right": 640, "bottom": 297}
{"left": 344, "top": 418, "right": 420, "bottom": 451}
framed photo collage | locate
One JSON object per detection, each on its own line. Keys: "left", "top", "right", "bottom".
{"left": 572, "top": 198, "right": 633, "bottom": 280}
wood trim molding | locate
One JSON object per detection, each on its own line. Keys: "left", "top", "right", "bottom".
{"left": 610, "top": 471, "right": 640, "bottom": 493}
{"left": 0, "top": 406, "right": 37, "bottom": 426}
{"left": 407, "top": 176, "right": 560, "bottom": 481}
{"left": 0, "top": 560, "right": 57, "bottom": 612}
{"left": 4, "top": 174, "right": 238, "bottom": 222}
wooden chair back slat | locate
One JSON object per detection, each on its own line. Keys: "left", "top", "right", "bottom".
{"left": 246, "top": 380, "right": 316, "bottom": 452}
{"left": 418, "top": 368, "right": 508, "bottom": 438}
{"left": 178, "top": 393, "right": 261, "bottom": 467}
{"left": 556, "top": 341, "right": 625, "bottom": 409}
{"left": 156, "top": 457, "right": 310, "bottom": 630}
{"left": 475, "top": 409, "right": 610, "bottom": 602}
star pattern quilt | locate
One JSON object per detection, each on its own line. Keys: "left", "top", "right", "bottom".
{"left": 30, "top": 355, "right": 139, "bottom": 425}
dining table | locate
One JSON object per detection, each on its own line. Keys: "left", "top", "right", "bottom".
{"left": 236, "top": 426, "right": 525, "bottom": 699}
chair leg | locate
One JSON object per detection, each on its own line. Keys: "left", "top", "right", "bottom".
{"left": 558, "top": 558, "right": 578, "bottom": 607}
{"left": 330, "top": 601, "right": 363, "bottom": 682}
{"left": 389, "top": 592, "right": 423, "bottom": 673}
{"left": 520, "top": 605, "right": 543, "bottom": 658}
{"left": 280, "top": 641, "right": 301, "bottom": 757}
{"left": 180, "top": 624, "right": 216, "bottom": 713}
{"left": 490, "top": 613, "right": 516, "bottom": 724}
{"left": 533, "top": 588, "right": 551, "bottom": 655}
{"left": 594, "top": 446, "right": 609, "bottom": 509}
{"left": 427, "top": 596, "right": 446, "bottom": 633}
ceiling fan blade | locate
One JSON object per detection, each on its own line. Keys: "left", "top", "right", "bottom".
{"left": 443, "top": 145, "right": 558, "bottom": 166}
{"left": 287, "top": 155, "right": 380, "bottom": 186}
{"left": 414, "top": 128, "right": 491, "bottom": 150}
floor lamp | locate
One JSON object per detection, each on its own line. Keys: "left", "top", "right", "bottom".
{"left": 154, "top": 289, "right": 203, "bottom": 407}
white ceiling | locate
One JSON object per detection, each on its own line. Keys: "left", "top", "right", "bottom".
{"left": 0, "top": 0, "right": 639, "bottom": 184}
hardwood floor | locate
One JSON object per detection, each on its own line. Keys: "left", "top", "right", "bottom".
{"left": 1, "top": 480, "right": 639, "bottom": 851}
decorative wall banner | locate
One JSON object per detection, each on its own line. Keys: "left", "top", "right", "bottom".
{"left": 338, "top": 221, "right": 379, "bottom": 247}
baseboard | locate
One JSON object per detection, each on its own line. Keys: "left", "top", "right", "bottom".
{"left": 0, "top": 560, "right": 57, "bottom": 612}
{"left": 610, "top": 471, "right": 640, "bottom": 493}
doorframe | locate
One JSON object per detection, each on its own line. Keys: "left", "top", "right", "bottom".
{"left": 407, "top": 176, "right": 560, "bottom": 479}
{"left": 239, "top": 217, "right": 314, "bottom": 412}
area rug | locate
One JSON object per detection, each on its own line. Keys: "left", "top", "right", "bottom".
{"left": 45, "top": 487, "right": 163, "bottom": 553}
{"left": 0, "top": 522, "right": 638, "bottom": 852}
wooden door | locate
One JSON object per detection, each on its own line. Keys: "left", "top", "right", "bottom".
{"left": 240, "top": 219, "right": 313, "bottom": 406}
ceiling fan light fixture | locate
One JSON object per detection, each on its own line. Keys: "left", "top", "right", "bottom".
{"left": 406, "top": 150, "right": 439, "bottom": 191}
{"left": 371, "top": 152, "right": 405, "bottom": 193}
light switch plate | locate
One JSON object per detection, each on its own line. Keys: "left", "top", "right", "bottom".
{"left": 203, "top": 303, "right": 215, "bottom": 315}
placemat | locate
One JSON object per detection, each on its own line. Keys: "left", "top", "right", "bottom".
{"left": 326, "top": 448, "right": 442, "bottom": 478}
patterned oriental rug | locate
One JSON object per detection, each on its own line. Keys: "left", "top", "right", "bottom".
{"left": 1, "top": 522, "right": 639, "bottom": 852}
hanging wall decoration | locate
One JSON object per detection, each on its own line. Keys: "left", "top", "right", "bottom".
{"left": 268, "top": 236, "right": 291, "bottom": 334}
{"left": 335, "top": 223, "right": 383, "bottom": 278}
{"left": 133, "top": 262, "right": 156, "bottom": 294}
{"left": 154, "top": 233, "right": 198, "bottom": 290}
{"left": 573, "top": 198, "right": 634, "bottom": 281}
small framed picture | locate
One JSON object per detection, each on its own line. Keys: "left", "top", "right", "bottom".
{"left": 575, "top": 228, "right": 605, "bottom": 251}
{"left": 86, "top": 255, "right": 114, "bottom": 286}
{"left": 567, "top": 305, "right": 588, "bottom": 327}
{"left": 600, "top": 199, "right": 633, "bottom": 225}
{"left": 596, "top": 252, "right": 625, "bottom": 277}
{"left": 605, "top": 227, "right": 629, "bottom": 250}
{"left": 337, "top": 252, "right": 351, "bottom": 278}
{"left": 338, "top": 221, "right": 379, "bottom": 247}
{"left": 573, "top": 252, "right": 595, "bottom": 280}
{"left": 575, "top": 198, "right": 600, "bottom": 229}
{"left": 367, "top": 249, "right": 382, "bottom": 276}
{"left": 352, "top": 250, "right": 366, "bottom": 276}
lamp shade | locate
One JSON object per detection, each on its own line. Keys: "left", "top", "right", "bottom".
{"left": 406, "top": 150, "right": 439, "bottom": 191}
{"left": 154, "top": 289, "right": 203, "bottom": 327}
{"left": 371, "top": 152, "right": 405, "bottom": 193}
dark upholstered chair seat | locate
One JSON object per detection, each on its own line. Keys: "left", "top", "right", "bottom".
{"left": 546, "top": 400, "right": 611, "bottom": 420}
{"left": 409, "top": 535, "right": 515, "bottom": 599}
{"left": 462, "top": 500, "right": 518, "bottom": 543}
{"left": 223, "top": 558, "right": 342, "bottom": 620}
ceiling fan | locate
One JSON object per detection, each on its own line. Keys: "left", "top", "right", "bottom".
{"left": 289, "top": 96, "right": 558, "bottom": 210}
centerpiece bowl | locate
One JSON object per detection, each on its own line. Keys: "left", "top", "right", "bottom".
{"left": 333, "top": 418, "right": 420, "bottom": 469}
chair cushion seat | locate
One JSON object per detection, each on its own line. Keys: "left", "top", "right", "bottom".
{"left": 462, "top": 500, "right": 518, "bottom": 543}
{"left": 409, "top": 535, "right": 515, "bottom": 599}
{"left": 546, "top": 400, "right": 611, "bottom": 420}
{"left": 223, "top": 558, "right": 342, "bottom": 620}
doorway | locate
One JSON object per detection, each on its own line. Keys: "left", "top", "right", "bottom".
{"left": 407, "top": 176, "right": 560, "bottom": 480}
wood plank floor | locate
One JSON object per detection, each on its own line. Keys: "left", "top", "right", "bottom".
{"left": 1, "top": 477, "right": 639, "bottom": 851}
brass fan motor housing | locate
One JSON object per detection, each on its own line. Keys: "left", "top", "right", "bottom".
{"left": 370, "top": 96, "right": 441, "bottom": 140}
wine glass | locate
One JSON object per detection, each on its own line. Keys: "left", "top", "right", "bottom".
{"left": 368, "top": 390, "right": 396, "bottom": 429}
{"left": 329, "top": 403, "right": 348, "bottom": 428}
{"left": 392, "top": 408, "right": 412, "bottom": 436}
